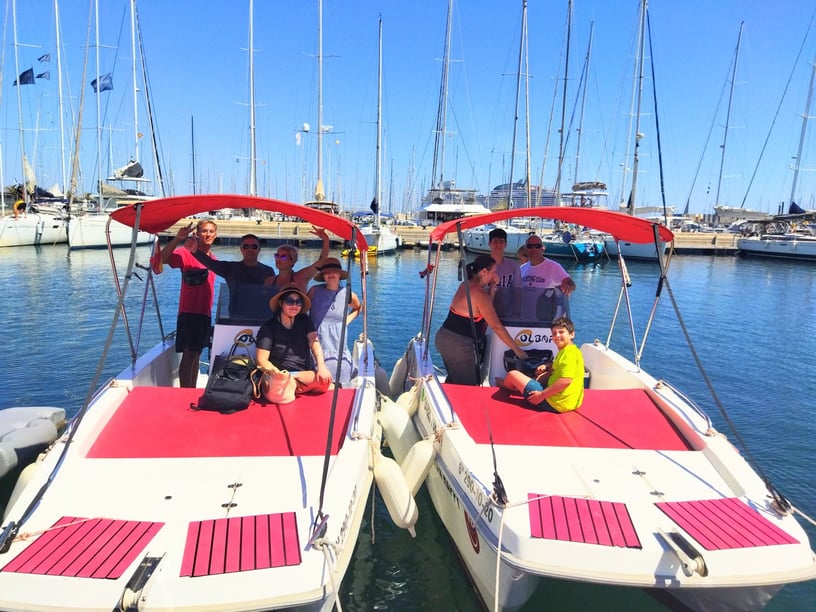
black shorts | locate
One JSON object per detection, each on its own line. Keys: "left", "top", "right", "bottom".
{"left": 175, "top": 313, "right": 211, "bottom": 353}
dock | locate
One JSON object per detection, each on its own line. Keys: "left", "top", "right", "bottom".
{"left": 164, "top": 219, "right": 739, "bottom": 256}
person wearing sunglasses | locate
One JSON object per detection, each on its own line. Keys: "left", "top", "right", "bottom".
{"left": 521, "top": 234, "right": 575, "bottom": 321}
{"left": 193, "top": 233, "right": 278, "bottom": 320}
{"left": 435, "top": 254, "right": 527, "bottom": 386}
{"left": 160, "top": 220, "right": 218, "bottom": 387}
{"left": 270, "top": 226, "right": 330, "bottom": 293}
{"left": 256, "top": 287, "right": 332, "bottom": 396}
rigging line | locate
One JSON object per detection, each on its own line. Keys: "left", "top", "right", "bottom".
{"left": 315, "top": 235, "right": 358, "bottom": 521}
{"left": 645, "top": 9, "right": 668, "bottom": 223}
{"left": 660, "top": 274, "right": 791, "bottom": 512}
{"left": 740, "top": 8, "right": 815, "bottom": 209}
{"left": 681, "top": 58, "right": 730, "bottom": 216}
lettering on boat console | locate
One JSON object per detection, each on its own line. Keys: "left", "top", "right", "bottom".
{"left": 514, "top": 329, "right": 552, "bottom": 345}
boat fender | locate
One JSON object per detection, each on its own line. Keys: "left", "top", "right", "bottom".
{"left": 4, "top": 462, "right": 39, "bottom": 521}
{"left": 389, "top": 355, "right": 408, "bottom": 398}
{"left": 375, "top": 363, "right": 391, "bottom": 397}
{"left": 400, "top": 438, "right": 436, "bottom": 496}
{"left": 379, "top": 396, "right": 420, "bottom": 463}
{"left": 396, "top": 385, "right": 420, "bottom": 417}
{"left": 372, "top": 447, "right": 418, "bottom": 536}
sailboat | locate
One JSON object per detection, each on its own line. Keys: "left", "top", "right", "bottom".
{"left": 304, "top": 0, "right": 339, "bottom": 215}
{"left": 357, "top": 18, "right": 400, "bottom": 256}
{"left": 67, "top": 0, "right": 156, "bottom": 250}
{"left": 737, "top": 55, "right": 816, "bottom": 261}
{"left": 604, "top": 0, "right": 669, "bottom": 261}
{"left": 0, "top": 0, "right": 68, "bottom": 248}
{"left": 418, "top": 0, "right": 489, "bottom": 226}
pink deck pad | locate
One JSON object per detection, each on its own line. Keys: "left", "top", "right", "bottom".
{"left": 180, "top": 512, "right": 301, "bottom": 577}
{"left": 87, "top": 386, "right": 355, "bottom": 458}
{"left": 1, "top": 516, "right": 163, "bottom": 578}
{"left": 657, "top": 497, "right": 800, "bottom": 549}
{"left": 443, "top": 385, "right": 695, "bottom": 450}
{"left": 528, "top": 494, "right": 642, "bottom": 548}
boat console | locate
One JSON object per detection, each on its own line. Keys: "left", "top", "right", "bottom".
{"left": 209, "top": 286, "right": 271, "bottom": 373}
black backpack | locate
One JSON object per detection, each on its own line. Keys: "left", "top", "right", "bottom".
{"left": 192, "top": 342, "right": 257, "bottom": 414}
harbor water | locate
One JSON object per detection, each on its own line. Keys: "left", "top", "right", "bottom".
{"left": 1, "top": 244, "right": 814, "bottom": 610}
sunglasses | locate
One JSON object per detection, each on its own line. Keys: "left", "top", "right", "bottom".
{"left": 241, "top": 244, "right": 259, "bottom": 250}
{"left": 274, "top": 253, "right": 290, "bottom": 259}
{"left": 526, "top": 243, "right": 543, "bottom": 249}
{"left": 283, "top": 297, "right": 303, "bottom": 306}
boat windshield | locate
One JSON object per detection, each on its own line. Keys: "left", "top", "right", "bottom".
{"left": 497, "top": 286, "right": 570, "bottom": 328}
{"left": 214, "top": 284, "right": 275, "bottom": 325}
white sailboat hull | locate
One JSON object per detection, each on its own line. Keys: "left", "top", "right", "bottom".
{"left": 0, "top": 214, "right": 67, "bottom": 247}
{"left": 68, "top": 214, "right": 153, "bottom": 249}
{"left": 737, "top": 236, "right": 816, "bottom": 261}
{"left": 604, "top": 236, "right": 667, "bottom": 260}
{"left": 360, "top": 224, "right": 400, "bottom": 254}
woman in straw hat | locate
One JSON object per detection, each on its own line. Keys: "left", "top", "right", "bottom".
{"left": 256, "top": 287, "right": 332, "bottom": 396}
{"left": 307, "top": 258, "right": 361, "bottom": 385}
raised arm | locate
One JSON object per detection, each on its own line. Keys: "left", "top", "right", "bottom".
{"left": 293, "top": 227, "right": 330, "bottom": 287}
{"left": 161, "top": 223, "right": 193, "bottom": 264}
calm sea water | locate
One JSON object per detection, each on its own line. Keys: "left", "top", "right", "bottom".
{"left": 1, "top": 245, "right": 814, "bottom": 610}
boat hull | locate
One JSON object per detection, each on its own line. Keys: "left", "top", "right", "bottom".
{"left": 604, "top": 236, "right": 667, "bottom": 260}
{"left": 0, "top": 214, "right": 67, "bottom": 247}
{"left": 737, "top": 236, "right": 816, "bottom": 261}
{"left": 68, "top": 214, "right": 153, "bottom": 249}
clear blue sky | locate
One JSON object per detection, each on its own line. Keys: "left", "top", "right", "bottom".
{"left": 3, "top": 0, "right": 816, "bottom": 215}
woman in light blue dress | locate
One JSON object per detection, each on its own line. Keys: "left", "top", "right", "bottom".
{"left": 307, "top": 258, "right": 361, "bottom": 385}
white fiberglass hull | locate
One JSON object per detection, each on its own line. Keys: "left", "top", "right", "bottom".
{"left": 390, "top": 338, "right": 816, "bottom": 611}
{"left": 737, "top": 236, "right": 816, "bottom": 261}
{"left": 604, "top": 236, "right": 666, "bottom": 260}
{"left": 360, "top": 224, "right": 400, "bottom": 254}
{"left": 0, "top": 214, "right": 67, "bottom": 247}
{"left": 68, "top": 214, "right": 153, "bottom": 249}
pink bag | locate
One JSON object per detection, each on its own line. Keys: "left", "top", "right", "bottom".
{"left": 261, "top": 367, "right": 297, "bottom": 404}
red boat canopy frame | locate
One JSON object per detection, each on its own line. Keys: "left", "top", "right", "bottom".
{"left": 110, "top": 194, "right": 369, "bottom": 252}
{"left": 430, "top": 207, "right": 674, "bottom": 245}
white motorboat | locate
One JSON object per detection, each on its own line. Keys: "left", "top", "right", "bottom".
{"left": 0, "top": 194, "right": 412, "bottom": 611}
{"left": 387, "top": 206, "right": 816, "bottom": 611}
{"left": 737, "top": 232, "right": 816, "bottom": 261}
{"left": 0, "top": 210, "right": 67, "bottom": 248}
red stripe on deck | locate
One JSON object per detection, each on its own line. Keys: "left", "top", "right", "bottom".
{"left": 1, "top": 517, "right": 163, "bottom": 578}
{"left": 443, "top": 385, "right": 695, "bottom": 450}
{"left": 87, "top": 386, "right": 354, "bottom": 458}
{"left": 528, "top": 494, "right": 642, "bottom": 548}
{"left": 180, "top": 513, "right": 301, "bottom": 577}
{"left": 656, "top": 498, "right": 799, "bottom": 550}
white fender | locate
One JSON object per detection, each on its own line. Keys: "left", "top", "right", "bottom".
{"left": 372, "top": 447, "right": 418, "bottom": 537}
{"left": 396, "top": 384, "right": 419, "bottom": 417}
{"left": 389, "top": 355, "right": 407, "bottom": 398}
{"left": 401, "top": 438, "right": 436, "bottom": 496}
{"left": 4, "top": 462, "right": 39, "bottom": 521}
{"left": 379, "top": 396, "right": 420, "bottom": 463}
{"left": 374, "top": 363, "right": 391, "bottom": 397}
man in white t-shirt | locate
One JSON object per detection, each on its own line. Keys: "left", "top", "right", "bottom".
{"left": 519, "top": 235, "right": 575, "bottom": 321}
{"left": 488, "top": 228, "right": 522, "bottom": 319}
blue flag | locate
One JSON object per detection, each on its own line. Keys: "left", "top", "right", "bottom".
{"left": 36, "top": 71, "right": 50, "bottom": 80}
{"left": 13, "top": 68, "right": 35, "bottom": 86}
{"left": 38, "top": 53, "right": 51, "bottom": 62}
{"left": 91, "top": 73, "right": 113, "bottom": 93}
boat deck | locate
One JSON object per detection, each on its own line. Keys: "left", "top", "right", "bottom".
{"left": 87, "top": 386, "right": 355, "bottom": 458}
{"left": 442, "top": 385, "right": 699, "bottom": 451}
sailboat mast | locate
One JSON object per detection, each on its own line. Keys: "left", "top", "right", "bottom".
{"left": 507, "top": 0, "right": 527, "bottom": 210}
{"left": 715, "top": 21, "right": 743, "bottom": 208}
{"left": 574, "top": 21, "right": 594, "bottom": 186}
{"left": 315, "top": 0, "right": 325, "bottom": 201}
{"left": 130, "top": 0, "right": 139, "bottom": 163}
{"left": 788, "top": 55, "right": 816, "bottom": 209}
{"left": 55, "top": 0, "right": 68, "bottom": 192}
{"left": 554, "top": 0, "right": 573, "bottom": 206}
{"left": 375, "top": 17, "right": 383, "bottom": 224}
{"left": 191, "top": 116, "right": 197, "bottom": 194}
{"left": 248, "top": 0, "right": 257, "bottom": 196}
{"left": 12, "top": 0, "right": 28, "bottom": 205}
{"left": 431, "top": 0, "right": 454, "bottom": 191}
{"left": 94, "top": 0, "right": 102, "bottom": 202}
{"left": 626, "top": 0, "right": 648, "bottom": 214}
